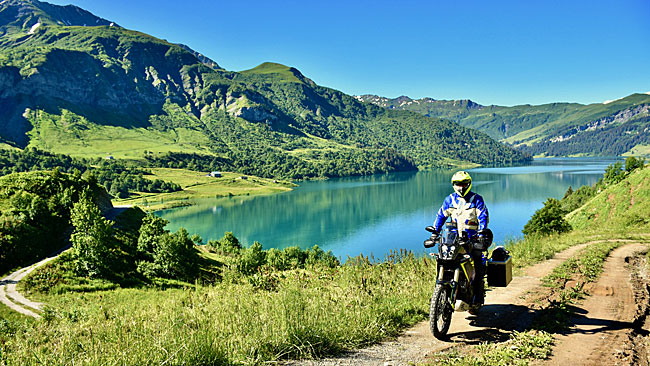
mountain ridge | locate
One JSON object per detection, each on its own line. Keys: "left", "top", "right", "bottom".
{"left": 0, "top": 0, "right": 531, "bottom": 178}
{"left": 357, "top": 93, "right": 650, "bottom": 157}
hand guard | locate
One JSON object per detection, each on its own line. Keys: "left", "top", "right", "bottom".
{"left": 423, "top": 230, "right": 439, "bottom": 248}
{"left": 474, "top": 229, "right": 493, "bottom": 250}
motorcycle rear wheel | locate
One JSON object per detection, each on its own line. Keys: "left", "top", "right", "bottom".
{"left": 429, "top": 284, "right": 453, "bottom": 339}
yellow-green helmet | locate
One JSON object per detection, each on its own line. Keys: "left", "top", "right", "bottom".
{"left": 451, "top": 171, "right": 472, "bottom": 197}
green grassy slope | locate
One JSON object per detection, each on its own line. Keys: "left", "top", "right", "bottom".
{"left": 567, "top": 166, "right": 650, "bottom": 232}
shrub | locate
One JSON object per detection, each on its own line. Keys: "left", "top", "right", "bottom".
{"left": 305, "top": 245, "right": 339, "bottom": 268}
{"left": 603, "top": 161, "right": 625, "bottom": 185}
{"left": 207, "top": 231, "right": 242, "bottom": 255}
{"left": 136, "top": 214, "right": 199, "bottom": 280}
{"left": 625, "top": 156, "right": 645, "bottom": 173}
{"left": 149, "top": 228, "right": 198, "bottom": 280}
{"left": 561, "top": 184, "right": 596, "bottom": 213}
{"left": 523, "top": 198, "right": 572, "bottom": 236}
{"left": 236, "top": 241, "right": 266, "bottom": 275}
{"left": 136, "top": 214, "right": 167, "bottom": 259}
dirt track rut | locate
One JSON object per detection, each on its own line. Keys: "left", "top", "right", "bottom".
{"left": 539, "top": 243, "right": 648, "bottom": 366}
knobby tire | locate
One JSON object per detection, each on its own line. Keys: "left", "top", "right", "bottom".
{"left": 429, "top": 284, "right": 453, "bottom": 339}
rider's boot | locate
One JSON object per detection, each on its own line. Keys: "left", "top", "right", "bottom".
{"left": 468, "top": 280, "right": 484, "bottom": 315}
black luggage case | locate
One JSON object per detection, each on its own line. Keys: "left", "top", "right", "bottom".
{"left": 487, "top": 254, "right": 512, "bottom": 287}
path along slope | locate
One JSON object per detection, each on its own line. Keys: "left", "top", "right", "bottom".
{"left": 286, "top": 241, "right": 597, "bottom": 366}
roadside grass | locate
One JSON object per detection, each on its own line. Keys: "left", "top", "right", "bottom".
{"left": 19, "top": 251, "right": 119, "bottom": 298}
{"left": 0, "top": 306, "right": 34, "bottom": 362}
{"left": 113, "top": 168, "right": 295, "bottom": 211}
{"left": 2, "top": 251, "right": 437, "bottom": 365}
{"left": 426, "top": 330, "right": 554, "bottom": 366}
{"left": 503, "top": 230, "right": 607, "bottom": 274}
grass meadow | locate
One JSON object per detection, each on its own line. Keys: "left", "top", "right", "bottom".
{"left": 114, "top": 168, "right": 295, "bottom": 211}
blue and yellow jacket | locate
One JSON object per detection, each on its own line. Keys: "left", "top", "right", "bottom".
{"left": 433, "top": 191, "right": 489, "bottom": 238}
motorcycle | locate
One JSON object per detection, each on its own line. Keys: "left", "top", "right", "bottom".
{"left": 423, "top": 223, "right": 491, "bottom": 339}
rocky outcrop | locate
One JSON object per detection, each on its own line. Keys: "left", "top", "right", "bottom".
{"left": 550, "top": 104, "right": 650, "bottom": 143}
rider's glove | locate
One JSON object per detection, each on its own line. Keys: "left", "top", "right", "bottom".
{"left": 423, "top": 230, "right": 439, "bottom": 248}
{"left": 476, "top": 229, "right": 492, "bottom": 250}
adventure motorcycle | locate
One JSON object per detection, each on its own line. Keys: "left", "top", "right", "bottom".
{"left": 423, "top": 223, "right": 491, "bottom": 339}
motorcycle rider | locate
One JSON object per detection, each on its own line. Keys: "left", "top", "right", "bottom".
{"left": 429, "top": 171, "right": 490, "bottom": 307}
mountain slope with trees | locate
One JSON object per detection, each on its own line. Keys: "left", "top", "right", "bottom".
{"left": 357, "top": 93, "right": 650, "bottom": 157}
{"left": 0, "top": 0, "right": 530, "bottom": 180}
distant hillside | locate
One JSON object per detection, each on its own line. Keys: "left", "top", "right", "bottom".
{"left": 357, "top": 94, "right": 650, "bottom": 157}
{"left": 0, "top": 0, "right": 530, "bottom": 179}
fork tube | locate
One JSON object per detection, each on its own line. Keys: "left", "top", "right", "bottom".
{"left": 451, "top": 268, "right": 460, "bottom": 303}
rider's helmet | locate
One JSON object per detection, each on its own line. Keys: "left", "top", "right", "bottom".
{"left": 451, "top": 171, "right": 472, "bottom": 197}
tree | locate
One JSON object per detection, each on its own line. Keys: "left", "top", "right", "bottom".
{"left": 149, "top": 228, "right": 198, "bottom": 279}
{"left": 522, "top": 198, "right": 572, "bottom": 236}
{"left": 625, "top": 156, "right": 645, "bottom": 173}
{"left": 70, "top": 190, "right": 116, "bottom": 277}
{"left": 137, "top": 214, "right": 168, "bottom": 259}
{"left": 237, "top": 241, "right": 266, "bottom": 275}
{"left": 603, "top": 161, "right": 625, "bottom": 185}
{"left": 136, "top": 214, "right": 199, "bottom": 280}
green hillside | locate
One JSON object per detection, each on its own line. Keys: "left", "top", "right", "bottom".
{"left": 567, "top": 165, "right": 650, "bottom": 232}
{"left": 0, "top": 0, "right": 530, "bottom": 180}
{"left": 357, "top": 93, "right": 650, "bottom": 157}
{"left": 0, "top": 169, "right": 112, "bottom": 273}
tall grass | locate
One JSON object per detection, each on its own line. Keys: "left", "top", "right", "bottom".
{"left": 2, "top": 251, "right": 436, "bottom": 365}
{"left": 502, "top": 231, "right": 589, "bottom": 271}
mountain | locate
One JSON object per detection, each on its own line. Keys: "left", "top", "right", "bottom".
{"left": 0, "top": 0, "right": 530, "bottom": 179}
{"left": 0, "top": 0, "right": 118, "bottom": 35}
{"left": 356, "top": 94, "right": 650, "bottom": 157}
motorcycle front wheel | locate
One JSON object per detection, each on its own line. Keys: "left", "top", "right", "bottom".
{"left": 429, "top": 284, "right": 453, "bottom": 339}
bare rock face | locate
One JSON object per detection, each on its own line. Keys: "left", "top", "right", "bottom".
{"left": 234, "top": 106, "right": 278, "bottom": 124}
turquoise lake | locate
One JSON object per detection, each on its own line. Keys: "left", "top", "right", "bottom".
{"left": 157, "top": 157, "right": 622, "bottom": 260}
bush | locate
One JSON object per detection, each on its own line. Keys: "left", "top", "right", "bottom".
{"left": 149, "top": 228, "right": 198, "bottom": 280}
{"left": 264, "top": 245, "right": 339, "bottom": 271}
{"left": 207, "top": 231, "right": 242, "bottom": 255}
{"left": 136, "top": 214, "right": 199, "bottom": 280}
{"left": 236, "top": 242, "right": 266, "bottom": 275}
{"left": 523, "top": 198, "right": 572, "bottom": 236}
{"left": 305, "top": 245, "right": 339, "bottom": 268}
{"left": 561, "top": 184, "right": 596, "bottom": 213}
{"left": 603, "top": 161, "right": 625, "bottom": 185}
{"left": 625, "top": 156, "right": 645, "bottom": 173}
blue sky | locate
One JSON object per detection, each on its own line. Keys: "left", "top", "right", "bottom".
{"left": 47, "top": 0, "right": 650, "bottom": 106}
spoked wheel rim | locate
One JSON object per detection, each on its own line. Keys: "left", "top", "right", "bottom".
{"left": 436, "top": 295, "right": 451, "bottom": 330}
{"left": 430, "top": 285, "right": 453, "bottom": 339}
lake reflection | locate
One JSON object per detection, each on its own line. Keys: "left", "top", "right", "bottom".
{"left": 157, "top": 157, "right": 622, "bottom": 259}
